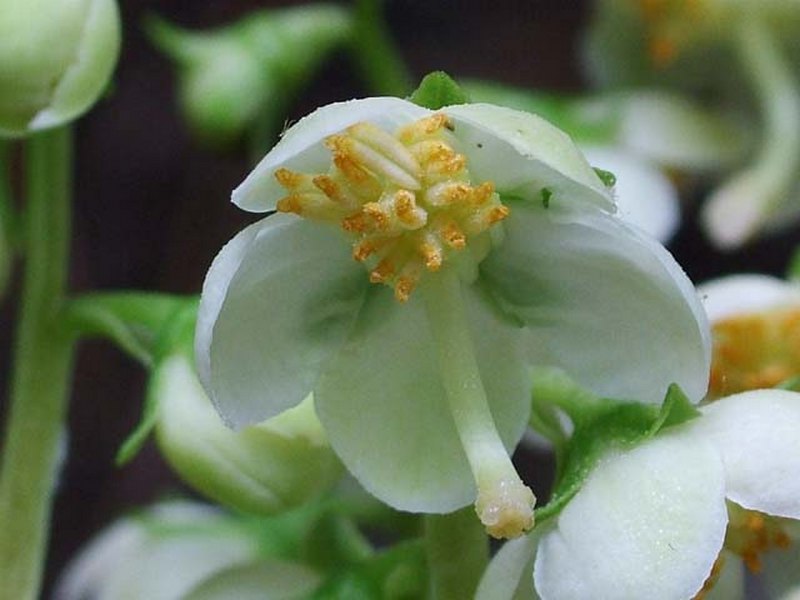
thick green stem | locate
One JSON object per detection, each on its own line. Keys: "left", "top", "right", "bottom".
{"left": 0, "top": 127, "right": 75, "bottom": 600}
{"left": 424, "top": 508, "right": 489, "bottom": 600}
{"left": 422, "top": 270, "right": 534, "bottom": 539}
{"left": 702, "top": 16, "right": 800, "bottom": 248}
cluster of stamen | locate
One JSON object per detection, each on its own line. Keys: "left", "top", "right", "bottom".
{"left": 725, "top": 507, "right": 792, "bottom": 574}
{"left": 708, "top": 308, "right": 800, "bottom": 398}
{"left": 275, "top": 114, "right": 508, "bottom": 302}
{"left": 634, "top": 0, "right": 705, "bottom": 68}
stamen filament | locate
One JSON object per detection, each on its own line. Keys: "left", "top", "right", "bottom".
{"left": 422, "top": 269, "right": 535, "bottom": 539}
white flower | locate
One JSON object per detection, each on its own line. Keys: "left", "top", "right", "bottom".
{"left": 196, "top": 96, "right": 709, "bottom": 537}
{"left": 585, "top": 0, "right": 800, "bottom": 249}
{"left": 53, "top": 501, "right": 321, "bottom": 600}
{"left": 699, "top": 274, "right": 800, "bottom": 397}
{"left": 0, "top": 0, "right": 121, "bottom": 136}
{"left": 477, "top": 389, "right": 800, "bottom": 600}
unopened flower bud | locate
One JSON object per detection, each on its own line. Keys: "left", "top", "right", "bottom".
{"left": 0, "top": 0, "right": 121, "bottom": 137}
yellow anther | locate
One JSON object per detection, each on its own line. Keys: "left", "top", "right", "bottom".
{"left": 725, "top": 507, "right": 793, "bottom": 576}
{"left": 394, "top": 276, "right": 416, "bottom": 303}
{"left": 649, "top": 35, "right": 679, "bottom": 68}
{"left": 274, "top": 115, "right": 507, "bottom": 302}
{"left": 393, "top": 190, "right": 427, "bottom": 229}
{"left": 397, "top": 113, "right": 454, "bottom": 144}
{"left": 274, "top": 167, "right": 309, "bottom": 190}
{"left": 440, "top": 222, "right": 467, "bottom": 249}
{"left": 276, "top": 194, "right": 304, "bottom": 215}
{"left": 708, "top": 307, "right": 800, "bottom": 398}
{"left": 370, "top": 259, "right": 395, "bottom": 283}
{"left": 419, "top": 238, "right": 443, "bottom": 271}
{"left": 470, "top": 182, "right": 496, "bottom": 206}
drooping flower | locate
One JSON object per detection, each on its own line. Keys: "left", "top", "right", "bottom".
{"left": 146, "top": 5, "right": 352, "bottom": 146}
{"left": 476, "top": 389, "right": 800, "bottom": 600}
{"left": 196, "top": 96, "right": 710, "bottom": 537}
{"left": 699, "top": 273, "right": 800, "bottom": 398}
{"left": 585, "top": 0, "right": 800, "bottom": 249}
{"left": 464, "top": 80, "right": 749, "bottom": 243}
{"left": 53, "top": 500, "right": 322, "bottom": 600}
{"left": 0, "top": 0, "right": 121, "bottom": 137}
{"left": 152, "top": 307, "right": 343, "bottom": 515}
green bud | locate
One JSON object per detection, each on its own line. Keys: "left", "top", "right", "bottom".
{"left": 153, "top": 342, "right": 343, "bottom": 515}
{"left": 0, "top": 0, "right": 121, "bottom": 137}
{"left": 147, "top": 5, "right": 353, "bottom": 146}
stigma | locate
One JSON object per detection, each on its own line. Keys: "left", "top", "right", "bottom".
{"left": 274, "top": 114, "right": 509, "bottom": 302}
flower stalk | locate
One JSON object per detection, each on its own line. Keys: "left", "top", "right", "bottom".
{"left": 0, "top": 127, "right": 76, "bottom": 600}
{"left": 425, "top": 507, "right": 489, "bottom": 600}
{"left": 702, "top": 15, "right": 800, "bottom": 248}
{"left": 421, "top": 268, "right": 535, "bottom": 539}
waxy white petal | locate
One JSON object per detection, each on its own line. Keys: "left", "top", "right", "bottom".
{"left": 233, "top": 97, "right": 430, "bottom": 212}
{"left": 581, "top": 145, "right": 680, "bottom": 242}
{"left": 155, "top": 354, "right": 341, "bottom": 515}
{"left": 698, "top": 274, "right": 800, "bottom": 322}
{"left": 534, "top": 432, "right": 727, "bottom": 600}
{"left": 54, "top": 502, "right": 258, "bottom": 600}
{"left": 475, "top": 534, "right": 540, "bottom": 600}
{"left": 481, "top": 203, "right": 710, "bottom": 404}
{"left": 445, "top": 103, "right": 613, "bottom": 210}
{"left": 314, "top": 284, "right": 530, "bottom": 513}
{"left": 196, "top": 214, "right": 367, "bottom": 428}
{"left": 695, "top": 390, "right": 800, "bottom": 519}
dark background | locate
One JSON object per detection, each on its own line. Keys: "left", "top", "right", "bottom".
{"left": 0, "top": 0, "right": 796, "bottom": 594}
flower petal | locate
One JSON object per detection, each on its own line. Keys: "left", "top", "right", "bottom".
{"left": 581, "top": 145, "right": 680, "bottom": 242}
{"left": 196, "top": 214, "right": 367, "bottom": 428}
{"left": 695, "top": 390, "right": 800, "bottom": 519}
{"left": 534, "top": 431, "right": 727, "bottom": 600}
{"left": 697, "top": 274, "right": 800, "bottom": 322}
{"left": 155, "top": 353, "right": 342, "bottom": 515}
{"left": 444, "top": 103, "right": 613, "bottom": 210}
{"left": 314, "top": 283, "right": 530, "bottom": 513}
{"left": 233, "top": 97, "right": 430, "bottom": 212}
{"left": 481, "top": 203, "right": 710, "bottom": 404}
{"left": 185, "top": 561, "right": 323, "bottom": 600}
{"left": 475, "top": 534, "right": 540, "bottom": 600}
{"left": 616, "top": 91, "right": 748, "bottom": 172}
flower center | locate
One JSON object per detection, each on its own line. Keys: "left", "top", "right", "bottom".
{"left": 633, "top": 0, "right": 706, "bottom": 67}
{"left": 708, "top": 307, "right": 800, "bottom": 398}
{"left": 725, "top": 506, "right": 792, "bottom": 574}
{"left": 274, "top": 114, "right": 509, "bottom": 302}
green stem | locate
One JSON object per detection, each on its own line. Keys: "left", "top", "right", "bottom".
{"left": 422, "top": 270, "right": 534, "bottom": 539}
{"left": 424, "top": 508, "right": 488, "bottom": 600}
{"left": 702, "top": 15, "right": 800, "bottom": 247}
{"left": 0, "top": 141, "right": 14, "bottom": 298}
{"left": 0, "top": 127, "right": 75, "bottom": 600}
{"left": 350, "top": 0, "right": 413, "bottom": 97}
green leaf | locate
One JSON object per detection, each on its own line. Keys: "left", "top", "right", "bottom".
{"left": 646, "top": 383, "right": 701, "bottom": 436}
{"left": 409, "top": 72, "right": 470, "bottom": 110}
